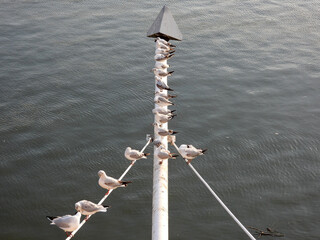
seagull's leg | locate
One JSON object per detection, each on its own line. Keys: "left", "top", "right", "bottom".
{"left": 105, "top": 190, "right": 110, "bottom": 196}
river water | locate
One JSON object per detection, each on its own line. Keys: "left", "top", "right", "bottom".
{"left": 0, "top": 1, "right": 319, "bottom": 239}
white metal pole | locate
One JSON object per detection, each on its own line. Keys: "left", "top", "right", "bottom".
{"left": 152, "top": 49, "right": 169, "bottom": 240}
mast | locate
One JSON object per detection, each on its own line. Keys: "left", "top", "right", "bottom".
{"left": 147, "top": 6, "right": 182, "bottom": 240}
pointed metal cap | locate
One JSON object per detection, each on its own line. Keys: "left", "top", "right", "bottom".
{"left": 147, "top": 6, "right": 182, "bottom": 41}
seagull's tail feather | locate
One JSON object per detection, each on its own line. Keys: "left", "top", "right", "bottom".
{"left": 100, "top": 205, "right": 110, "bottom": 212}
{"left": 121, "top": 181, "right": 132, "bottom": 187}
{"left": 170, "top": 110, "right": 176, "bottom": 113}
{"left": 201, "top": 149, "right": 208, "bottom": 154}
{"left": 172, "top": 131, "right": 178, "bottom": 135}
{"left": 168, "top": 95, "right": 177, "bottom": 99}
{"left": 46, "top": 216, "right": 56, "bottom": 222}
{"left": 167, "top": 88, "right": 174, "bottom": 91}
{"left": 167, "top": 54, "right": 174, "bottom": 59}
{"left": 171, "top": 154, "right": 179, "bottom": 159}
{"left": 170, "top": 43, "right": 176, "bottom": 47}
{"left": 144, "top": 153, "right": 150, "bottom": 157}
{"left": 168, "top": 71, "right": 174, "bottom": 75}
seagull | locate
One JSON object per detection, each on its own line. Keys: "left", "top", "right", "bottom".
{"left": 154, "top": 61, "right": 170, "bottom": 69}
{"left": 154, "top": 53, "right": 174, "bottom": 61}
{"left": 155, "top": 145, "right": 179, "bottom": 164}
{"left": 155, "top": 91, "right": 177, "bottom": 99}
{"left": 156, "top": 41, "right": 175, "bottom": 51}
{"left": 125, "top": 147, "right": 150, "bottom": 161}
{"left": 178, "top": 144, "right": 207, "bottom": 163}
{"left": 46, "top": 212, "right": 81, "bottom": 237}
{"left": 155, "top": 78, "right": 174, "bottom": 91}
{"left": 154, "top": 95, "right": 174, "bottom": 107}
{"left": 155, "top": 112, "right": 176, "bottom": 124}
{"left": 153, "top": 122, "right": 178, "bottom": 137}
{"left": 155, "top": 48, "right": 175, "bottom": 55}
{"left": 156, "top": 37, "right": 176, "bottom": 47}
{"left": 152, "top": 106, "right": 176, "bottom": 115}
{"left": 152, "top": 68, "right": 174, "bottom": 77}
{"left": 152, "top": 137, "right": 164, "bottom": 147}
{"left": 75, "top": 200, "right": 110, "bottom": 217}
{"left": 98, "top": 170, "right": 132, "bottom": 191}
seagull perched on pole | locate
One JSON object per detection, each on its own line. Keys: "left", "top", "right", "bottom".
{"left": 154, "top": 95, "right": 174, "bottom": 106}
{"left": 125, "top": 147, "right": 150, "bottom": 161}
{"left": 155, "top": 48, "right": 175, "bottom": 55}
{"left": 152, "top": 106, "right": 176, "bottom": 115}
{"left": 155, "top": 112, "right": 176, "bottom": 124}
{"left": 155, "top": 91, "right": 177, "bottom": 99}
{"left": 155, "top": 61, "right": 170, "bottom": 69}
{"left": 75, "top": 200, "right": 110, "bottom": 218}
{"left": 98, "top": 170, "right": 132, "bottom": 192}
{"left": 156, "top": 41, "right": 175, "bottom": 51}
{"left": 153, "top": 122, "right": 178, "bottom": 137}
{"left": 178, "top": 144, "right": 207, "bottom": 163}
{"left": 152, "top": 137, "right": 164, "bottom": 147}
{"left": 155, "top": 145, "right": 179, "bottom": 164}
{"left": 46, "top": 212, "right": 81, "bottom": 237}
{"left": 154, "top": 53, "right": 174, "bottom": 61}
{"left": 152, "top": 68, "right": 174, "bottom": 77}
{"left": 155, "top": 78, "right": 174, "bottom": 91}
{"left": 156, "top": 37, "right": 176, "bottom": 47}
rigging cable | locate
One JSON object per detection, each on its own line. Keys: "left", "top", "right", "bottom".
{"left": 65, "top": 137, "right": 152, "bottom": 240}
{"left": 171, "top": 141, "right": 256, "bottom": 240}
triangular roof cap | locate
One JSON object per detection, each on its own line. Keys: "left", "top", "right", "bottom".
{"left": 147, "top": 6, "right": 182, "bottom": 41}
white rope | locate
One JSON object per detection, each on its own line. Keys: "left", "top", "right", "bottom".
{"left": 172, "top": 142, "right": 256, "bottom": 240}
{"left": 66, "top": 138, "right": 152, "bottom": 240}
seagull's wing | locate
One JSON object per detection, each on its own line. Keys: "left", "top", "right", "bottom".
{"left": 81, "top": 201, "right": 101, "bottom": 212}
{"left": 129, "top": 151, "right": 142, "bottom": 159}
{"left": 53, "top": 216, "right": 72, "bottom": 228}
{"left": 104, "top": 176, "right": 120, "bottom": 185}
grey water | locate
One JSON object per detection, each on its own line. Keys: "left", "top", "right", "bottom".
{"left": 0, "top": 1, "right": 319, "bottom": 239}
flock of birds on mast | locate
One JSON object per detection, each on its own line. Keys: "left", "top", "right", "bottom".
{"left": 152, "top": 37, "right": 207, "bottom": 165}
{"left": 46, "top": 37, "right": 206, "bottom": 237}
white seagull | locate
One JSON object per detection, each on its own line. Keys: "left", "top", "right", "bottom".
{"left": 46, "top": 212, "right": 81, "bottom": 237}
{"left": 155, "top": 91, "right": 177, "bottom": 99}
{"left": 179, "top": 144, "right": 207, "bottom": 163}
{"left": 156, "top": 37, "right": 176, "bottom": 47}
{"left": 152, "top": 68, "right": 174, "bottom": 77}
{"left": 154, "top": 61, "right": 170, "bottom": 69}
{"left": 155, "top": 145, "right": 179, "bottom": 164}
{"left": 125, "top": 147, "right": 150, "bottom": 161}
{"left": 155, "top": 48, "right": 175, "bottom": 55}
{"left": 153, "top": 122, "right": 178, "bottom": 137}
{"left": 154, "top": 95, "right": 174, "bottom": 107}
{"left": 152, "top": 106, "right": 176, "bottom": 115}
{"left": 156, "top": 41, "right": 175, "bottom": 51}
{"left": 155, "top": 112, "right": 176, "bottom": 124}
{"left": 155, "top": 78, "right": 173, "bottom": 91}
{"left": 154, "top": 53, "right": 174, "bottom": 61}
{"left": 98, "top": 170, "right": 132, "bottom": 191}
{"left": 152, "top": 137, "right": 164, "bottom": 147}
{"left": 75, "top": 200, "right": 110, "bottom": 217}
